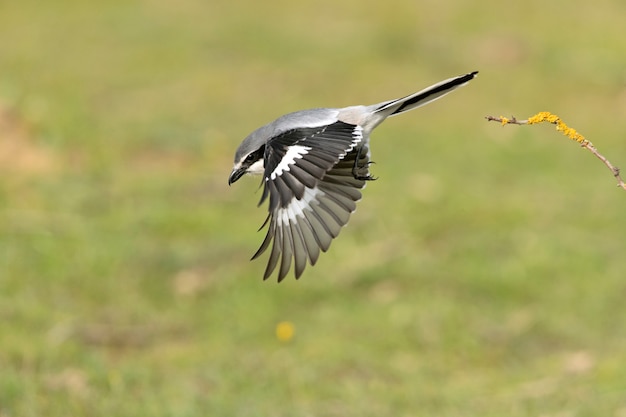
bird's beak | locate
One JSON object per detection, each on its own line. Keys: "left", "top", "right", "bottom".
{"left": 228, "top": 167, "right": 246, "bottom": 185}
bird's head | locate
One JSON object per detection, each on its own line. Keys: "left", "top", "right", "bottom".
{"left": 228, "top": 132, "right": 266, "bottom": 185}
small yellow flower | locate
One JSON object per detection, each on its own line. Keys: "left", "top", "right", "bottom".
{"left": 499, "top": 116, "right": 509, "bottom": 126}
{"left": 275, "top": 321, "right": 295, "bottom": 342}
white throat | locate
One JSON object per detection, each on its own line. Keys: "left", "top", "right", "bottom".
{"left": 246, "top": 159, "right": 265, "bottom": 176}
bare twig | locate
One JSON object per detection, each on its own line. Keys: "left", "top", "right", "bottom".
{"left": 485, "top": 112, "right": 626, "bottom": 191}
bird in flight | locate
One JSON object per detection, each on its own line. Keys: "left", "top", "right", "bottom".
{"left": 229, "top": 71, "right": 478, "bottom": 281}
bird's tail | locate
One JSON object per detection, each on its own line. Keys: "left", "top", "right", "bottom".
{"left": 373, "top": 71, "right": 478, "bottom": 118}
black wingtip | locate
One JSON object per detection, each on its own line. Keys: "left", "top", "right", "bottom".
{"left": 448, "top": 71, "right": 478, "bottom": 89}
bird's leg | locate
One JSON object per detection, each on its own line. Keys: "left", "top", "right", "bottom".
{"left": 352, "top": 146, "right": 377, "bottom": 181}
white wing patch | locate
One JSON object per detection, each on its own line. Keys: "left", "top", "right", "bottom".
{"left": 270, "top": 145, "right": 312, "bottom": 180}
{"left": 278, "top": 187, "right": 322, "bottom": 226}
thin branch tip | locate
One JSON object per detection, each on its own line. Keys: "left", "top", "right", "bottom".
{"left": 485, "top": 111, "right": 626, "bottom": 192}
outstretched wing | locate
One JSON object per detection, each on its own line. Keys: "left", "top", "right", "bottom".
{"left": 252, "top": 120, "right": 370, "bottom": 281}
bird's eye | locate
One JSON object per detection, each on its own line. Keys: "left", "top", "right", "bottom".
{"left": 245, "top": 154, "right": 256, "bottom": 162}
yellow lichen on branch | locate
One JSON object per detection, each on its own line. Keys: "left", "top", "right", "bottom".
{"left": 526, "top": 111, "right": 587, "bottom": 144}
{"left": 485, "top": 112, "right": 626, "bottom": 191}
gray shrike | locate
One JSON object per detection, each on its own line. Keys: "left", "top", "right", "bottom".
{"left": 229, "top": 71, "right": 478, "bottom": 281}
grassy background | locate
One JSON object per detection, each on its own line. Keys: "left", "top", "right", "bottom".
{"left": 1, "top": 0, "right": 626, "bottom": 415}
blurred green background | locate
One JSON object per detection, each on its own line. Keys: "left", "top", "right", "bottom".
{"left": 1, "top": 0, "right": 625, "bottom": 415}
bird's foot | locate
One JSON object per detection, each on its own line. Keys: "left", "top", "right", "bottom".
{"left": 352, "top": 160, "right": 377, "bottom": 181}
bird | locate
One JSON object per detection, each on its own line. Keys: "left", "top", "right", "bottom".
{"left": 229, "top": 71, "right": 478, "bottom": 282}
